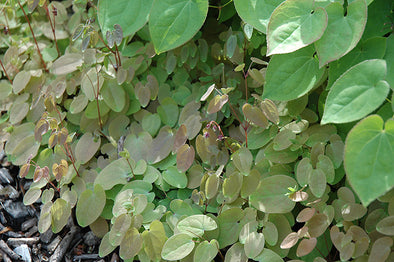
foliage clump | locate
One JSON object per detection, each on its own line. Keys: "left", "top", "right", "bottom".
{"left": 1, "top": 0, "right": 394, "bottom": 261}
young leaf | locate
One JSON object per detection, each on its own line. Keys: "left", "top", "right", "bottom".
{"left": 176, "top": 214, "right": 217, "bottom": 237}
{"left": 194, "top": 240, "right": 219, "bottom": 262}
{"left": 161, "top": 233, "right": 195, "bottom": 261}
{"left": 76, "top": 184, "right": 106, "bottom": 227}
{"left": 51, "top": 198, "right": 71, "bottom": 233}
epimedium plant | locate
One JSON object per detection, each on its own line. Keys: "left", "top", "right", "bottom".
{"left": 0, "top": 0, "right": 394, "bottom": 261}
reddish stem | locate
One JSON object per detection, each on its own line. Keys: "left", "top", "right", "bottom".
{"left": 44, "top": 3, "right": 60, "bottom": 57}
{"left": 17, "top": 1, "right": 48, "bottom": 72}
{"left": 0, "top": 58, "right": 13, "bottom": 84}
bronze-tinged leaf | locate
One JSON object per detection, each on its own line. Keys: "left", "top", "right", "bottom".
{"left": 44, "top": 96, "right": 56, "bottom": 113}
{"left": 376, "top": 216, "right": 394, "bottom": 236}
{"left": 260, "top": 99, "right": 279, "bottom": 124}
{"left": 297, "top": 226, "right": 309, "bottom": 238}
{"left": 19, "top": 163, "right": 31, "bottom": 178}
{"left": 173, "top": 125, "right": 187, "bottom": 153}
{"left": 113, "top": 24, "right": 123, "bottom": 46}
{"left": 207, "top": 94, "right": 228, "bottom": 114}
{"left": 330, "top": 226, "right": 344, "bottom": 250}
{"left": 339, "top": 241, "right": 355, "bottom": 261}
{"left": 41, "top": 166, "right": 50, "bottom": 180}
{"left": 28, "top": 0, "right": 39, "bottom": 12}
{"left": 176, "top": 144, "right": 195, "bottom": 172}
{"left": 306, "top": 213, "right": 329, "bottom": 238}
{"left": 34, "top": 119, "right": 49, "bottom": 142}
{"left": 369, "top": 237, "right": 393, "bottom": 262}
{"left": 242, "top": 103, "right": 269, "bottom": 128}
{"left": 296, "top": 238, "right": 317, "bottom": 257}
{"left": 297, "top": 208, "right": 316, "bottom": 223}
{"left": 33, "top": 167, "right": 44, "bottom": 183}
{"left": 58, "top": 127, "right": 68, "bottom": 145}
{"left": 289, "top": 191, "right": 308, "bottom": 202}
{"left": 280, "top": 232, "right": 299, "bottom": 249}
{"left": 48, "top": 132, "right": 58, "bottom": 148}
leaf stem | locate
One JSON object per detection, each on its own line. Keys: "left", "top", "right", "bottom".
{"left": 44, "top": 3, "right": 60, "bottom": 57}
{"left": 0, "top": 58, "right": 12, "bottom": 84}
{"left": 17, "top": 1, "right": 48, "bottom": 72}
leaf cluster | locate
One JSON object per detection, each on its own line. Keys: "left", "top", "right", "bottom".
{"left": 0, "top": 0, "right": 394, "bottom": 261}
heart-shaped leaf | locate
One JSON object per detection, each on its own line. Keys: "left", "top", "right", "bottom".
{"left": 149, "top": 0, "right": 209, "bottom": 54}
{"left": 267, "top": 0, "right": 327, "bottom": 55}
{"left": 315, "top": 0, "right": 368, "bottom": 67}
{"left": 322, "top": 59, "right": 389, "bottom": 124}
{"left": 345, "top": 115, "right": 394, "bottom": 206}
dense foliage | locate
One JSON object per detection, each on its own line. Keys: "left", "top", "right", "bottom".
{"left": 0, "top": 0, "right": 394, "bottom": 261}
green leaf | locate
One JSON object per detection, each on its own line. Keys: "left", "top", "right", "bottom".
{"left": 384, "top": 34, "right": 394, "bottom": 90}
{"left": 234, "top": 0, "right": 284, "bottom": 34}
{"left": 244, "top": 232, "right": 265, "bottom": 259}
{"left": 267, "top": 0, "right": 327, "bottom": 55}
{"left": 309, "top": 168, "right": 326, "bottom": 198}
{"left": 98, "top": 0, "right": 153, "bottom": 38}
{"left": 142, "top": 113, "right": 161, "bottom": 137}
{"left": 157, "top": 97, "right": 179, "bottom": 127}
{"left": 242, "top": 103, "right": 269, "bottom": 128}
{"left": 101, "top": 79, "right": 126, "bottom": 112}
{"left": 177, "top": 214, "right": 217, "bottom": 237}
{"left": 23, "top": 187, "right": 41, "bottom": 205}
{"left": 327, "top": 36, "right": 387, "bottom": 89}
{"left": 226, "top": 35, "right": 237, "bottom": 58}
{"left": 161, "top": 233, "right": 195, "bottom": 261}
{"left": 5, "top": 123, "right": 40, "bottom": 165}
{"left": 109, "top": 213, "right": 132, "bottom": 246}
{"left": 99, "top": 232, "right": 117, "bottom": 257}
{"left": 76, "top": 184, "right": 106, "bottom": 227}
{"left": 51, "top": 53, "right": 83, "bottom": 75}
{"left": 194, "top": 240, "right": 219, "bottom": 262}
{"left": 263, "top": 46, "right": 325, "bottom": 101}
{"left": 149, "top": 0, "right": 209, "bottom": 53}
{"left": 163, "top": 166, "right": 187, "bottom": 188}
{"left": 51, "top": 198, "right": 71, "bottom": 233}
{"left": 141, "top": 220, "right": 167, "bottom": 261}
{"left": 217, "top": 208, "right": 244, "bottom": 248}
{"left": 75, "top": 132, "right": 101, "bottom": 164}
{"left": 321, "top": 59, "right": 389, "bottom": 124}
{"left": 95, "top": 158, "right": 132, "bottom": 190}
{"left": 120, "top": 227, "right": 142, "bottom": 259}
{"left": 232, "top": 147, "right": 253, "bottom": 174}
{"left": 254, "top": 248, "right": 284, "bottom": 262}
{"left": 250, "top": 175, "right": 297, "bottom": 213}
{"left": 344, "top": 115, "right": 394, "bottom": 206}
{"left": 314, "top": 0, "right": 368, "bottom": 67}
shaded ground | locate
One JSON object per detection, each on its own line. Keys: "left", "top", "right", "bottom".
{"left": 0, "top": 150, "right": 121, "bottom": 262}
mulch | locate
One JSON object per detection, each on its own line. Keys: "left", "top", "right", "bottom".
{"left": 0, "top": 150, "right": 122, "bottom": 262}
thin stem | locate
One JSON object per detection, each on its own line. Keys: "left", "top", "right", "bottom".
{"left": 95, "top": 63, "right": 103, "bottom": 130}
{"left": 44, "top": 3, "right": 60, "bottom": 57}
{"left": 0, "top": 58, "right": 12, "bottom": 84}
{"left": 17, "top": 1, "right": 48, "bottom": 72}
{"left": 115, "top": 44, "right": 121, "bottom": 68}
{"left": 126, "top": 158, "right": 135, "bottom": 177}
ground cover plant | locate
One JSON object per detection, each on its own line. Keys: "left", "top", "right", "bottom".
{"left": 0, "top": 0, "right": 394, "bottom": 261}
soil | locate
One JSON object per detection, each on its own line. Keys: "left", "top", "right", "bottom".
{"left": 0, "top": 150, "right": 122, "bottom": 262}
